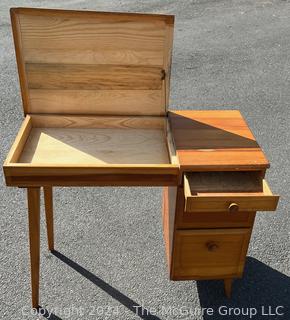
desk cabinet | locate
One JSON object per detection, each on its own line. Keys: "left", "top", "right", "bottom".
{"left": 4, "top": 7, "right": 279, "bottom": 308}
{"left": 163, "top": 113, "right": 279, "bottom": 297}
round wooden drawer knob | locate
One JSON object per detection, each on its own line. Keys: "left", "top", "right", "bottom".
{"left": 229, "top": 203, "right": 239, "bottom": 213}
{"left": 206, "top": 242, "right": 219, "bottom": 252}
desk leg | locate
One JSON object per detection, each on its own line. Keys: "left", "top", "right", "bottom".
{"left": 224, "top": 278, "right": 233, "bottom": 298}
{"left": 44, "top": 186, "right": 54, "bottom": 251}
{"left": 27, "top": 187, "right": 40, "bottom": 308}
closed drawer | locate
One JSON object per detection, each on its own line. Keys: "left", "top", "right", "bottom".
{"left": 184, "top": 172, "right": 279, "bottom": 213}
{"left": 172, "top": 229, "right": 251, "bottom": 280}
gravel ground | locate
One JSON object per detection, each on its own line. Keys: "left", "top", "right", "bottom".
{"left": 0, "top": 1, "right": 289, "bottom": 319}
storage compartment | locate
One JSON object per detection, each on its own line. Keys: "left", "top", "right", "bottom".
{"left": 184, "top": 172, "right": 279, "bottom": 213}
{"left": 19, "top": 116, "right": 171, "bottom": 165}
{"left": 3, "top": 115, "right": 179, "bottom": 186}
{"left": 172, "top": 229, "right": 251, "bottom": 279}
{"left": 4, "top": 8, "right": 178, "bottom": 187}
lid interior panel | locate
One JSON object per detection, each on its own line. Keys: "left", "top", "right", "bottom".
{"left": 11, "top": 8, "right": 174, "bottom": 115}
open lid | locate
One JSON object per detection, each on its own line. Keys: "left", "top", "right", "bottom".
{"left": 11, "top": 8, "right": 174, "bottom": 116}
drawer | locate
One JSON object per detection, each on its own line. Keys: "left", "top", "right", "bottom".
{"left": 172, "top": 229, "right": 251, "bottom": 279}
{"left": 184, "top": 172, "right": 279, "bottom": 213}
{"left": 173, "top": 187, "right": 256, "bottom": 228}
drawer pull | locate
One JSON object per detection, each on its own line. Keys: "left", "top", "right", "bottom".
{"left": 229, "top": 203, "right": 239, "bottom": 213}
{"left": 206, "top": 241, "right": 219, "bottom": 252}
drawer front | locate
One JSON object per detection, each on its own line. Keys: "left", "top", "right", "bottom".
{"left": 184, "top": 174, "right": 279, "bottom": 213}
{"left": 172, "top": 229, "right": 251, "bottom": 280}
{"left": 174, "top": 187, "right": 256, "bottom": 228}
{"left": 179, "top": 211, "right": 256, "bottom": 228}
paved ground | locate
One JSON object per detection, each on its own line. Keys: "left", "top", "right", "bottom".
{"left": 0, "top": 0, "right": 289, "bottom": 319}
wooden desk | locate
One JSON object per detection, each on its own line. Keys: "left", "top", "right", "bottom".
{"left": 3, "top": 8, "right": 279, "bottom": 308}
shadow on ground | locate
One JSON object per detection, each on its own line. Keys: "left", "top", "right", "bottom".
{"left": 37, "top": 254, "right": 289, "bottom": 319}
{"left": 38, "top": 250, "right": 160, "bottom": 320}
{"left": 197, "top": 257, "right": 290, "bottom": 319}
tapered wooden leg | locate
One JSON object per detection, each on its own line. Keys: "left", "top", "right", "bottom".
{"left": 224, "top": 278, "right": 233, "bottom": 298}
{"left": 43, "top": 186, "right": 54, "bottom": 251}
{"left": 27, "top": 187, "right": 40, "bottom": 308}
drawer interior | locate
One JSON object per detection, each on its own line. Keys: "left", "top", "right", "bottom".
{"left": 184, "top": 171, "right": 279, "bottom": 212}
{"left": 185, "top": 171, "right": 263, "bottom": 194}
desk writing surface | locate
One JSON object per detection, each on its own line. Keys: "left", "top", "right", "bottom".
{"left": 169, "top": 110, "right": 269, "bottom": 171}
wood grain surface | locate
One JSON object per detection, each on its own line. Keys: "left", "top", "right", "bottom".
{"left": 30, "top": 114, "right": 166, "bottom": 129}
{"left": 11, "top": 7, "right": 174, "bottom": 115}
{"left": 184, "top": 175, "right": 279, "bottom": 212}
{"left": 27, "top": 187, "right": 40, "bottom": 308}
{"left": 29, "top": 90, "right": 162, "bottom": 115}
{"left": 169, "top": 110, "right": 270, "bottom": 171}
{"left": 171, "top": 186, "right": 256, "bottom": 229}
{"left": 3, "top": 115, "right": 179, "bottom": 186}
{"left": 162, "top": 186, "right": 177, "bottom": 269}
{"left": 19, "top": 128, "right": 170, "bottom": 165}
{"left": 172, "top": 228, "right": 251, "bottom": 279}
{"left": 43, "top": 186, "right": 54, "bottom": 251}
{"left": 26, "top": 63, "right": 163, "bottom": 90}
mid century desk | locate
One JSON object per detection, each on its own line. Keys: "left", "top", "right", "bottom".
{"left": 3, "top": 8, "right": 279, "bottom": 308}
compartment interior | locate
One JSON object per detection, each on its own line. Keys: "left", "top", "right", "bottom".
{"left": 19, "top": 127, "right": 169, "bottom": 164}
{"left": 13, "top": 115, "right": 177, "bottom": 166}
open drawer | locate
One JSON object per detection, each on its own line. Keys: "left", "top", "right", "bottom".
{"left": 184, "top": 172, "right": 279, "bottom": 213}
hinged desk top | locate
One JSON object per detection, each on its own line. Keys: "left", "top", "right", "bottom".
{"left": 10, "top": 7, "right": 174, "bottom": 116}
